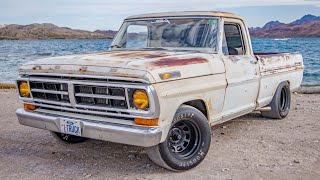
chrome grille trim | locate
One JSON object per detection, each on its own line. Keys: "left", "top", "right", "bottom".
{"left": 29, "top": 102, "right": 137, "bottom": 118}
{"left": 33, "top": 98, "right": 72, "bottom": 107}
{"left": 25, "top": 77, "right": 146, "bottom": 88}
{"left": 75, "top": 93, "right": 125, "bottom": 100}
{"left": 20, "top": 73, "right": 150, "bottom": 84}
{"left": 31, "top": 89, "right": 68, "bottom": 95}
{"left": 68, "top": 82, "right": 77, "bottom": 106}
{"left": 124, "top": 88, "right": 131, "bottom": 109}
{"left": 17, "top": 76, "right": 160, "bottom": 119}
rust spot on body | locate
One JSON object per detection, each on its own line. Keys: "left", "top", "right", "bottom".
{"left": 79, "top": 67, "right": 88, "bottom": 72}
{"left": 207, "top": 99, "right": 212, "bottom": 110}
{"left": 110, "top": 51, "right": 167, "bottom": 59}
{"left": 227, "top": 56, "right": 239, "bottom": 63}
{"left": 144, "top": 54, "right": 167, "bottom": 59}
{"left": 32, "top": 65, "right": 42, "bottom": 70}
{"left": 110, "top": 73, "right": 140, "bottom": 78}
{"left": 151, "top": 57, "right": 208, "bottom": 67}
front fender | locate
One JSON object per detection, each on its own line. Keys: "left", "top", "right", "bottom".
{"left": 153, "top": 73, "right": 227, "bottom": 142}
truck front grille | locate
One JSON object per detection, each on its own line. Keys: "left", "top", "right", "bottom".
{"left": 30, "top": 82, "right": 69, "bottom": 103}
{"left": 20, "top": 75, "right": 156, "bottom": 119}
{"left": 74, "top": 85, "right": 127, "bottom": 109}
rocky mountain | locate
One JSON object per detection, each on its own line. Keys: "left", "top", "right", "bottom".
{"left": 262, "top": 21, "right": 285, "bottom": 29}
{"left": 291, "top": 14, "right": 320, "bottom": 25}
{"left": 0, "top": 24, "right": 7, "bottom": 28}
{"left": 94, "top": 30, "right": 118, "bottom": 37}
{"left": 250, "top": 14, "right": 320, "bottom": 38}
{"left": 0, "top": 23, "right": 112, "bottom": 40}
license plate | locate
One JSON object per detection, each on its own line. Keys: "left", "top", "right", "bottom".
{"left": 60, "top": 119, "right": 82, "bottom": 136}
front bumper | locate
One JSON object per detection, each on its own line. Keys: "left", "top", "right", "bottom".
{"left": 16, "top": 108, "right": 162, "bottom": 147}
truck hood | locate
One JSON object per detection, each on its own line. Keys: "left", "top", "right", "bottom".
{"left": 20, "top": 50, "right": 222, "bottom": 83}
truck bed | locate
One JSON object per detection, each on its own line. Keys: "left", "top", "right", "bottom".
{"left": 255, "top": 52, "right": 304, "bottom": 94}
{"left": 255, "top": 52, "right": 304, "bottom": 75}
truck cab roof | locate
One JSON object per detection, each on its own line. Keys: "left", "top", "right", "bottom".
{"left": 125, "top": 11, "right": 244, "bottom": 20}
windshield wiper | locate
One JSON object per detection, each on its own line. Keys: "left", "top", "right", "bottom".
{"left": 141, "top": 47, "right": 168, "bottom": 51}
{"left": 110, "top": 45, "right": 123, "bottom": 48}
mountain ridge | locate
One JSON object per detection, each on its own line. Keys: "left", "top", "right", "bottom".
{"left": 291, "top": 14, "right": 320, "bottom": 25}
{"left": 0, "top": 23, "right": 113, "bottom": 40}
{"left": 250, "top": 14, "right": 320, "bottom": 38}
{"left": 1, "top": 14, "right": 320, "bottom": 40}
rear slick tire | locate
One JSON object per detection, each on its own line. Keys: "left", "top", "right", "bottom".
{"left": 146, "top": 105, "right": 211, "bottom": 171}
{"left": 261, "top": 81, "right": 291, "bottom": 119}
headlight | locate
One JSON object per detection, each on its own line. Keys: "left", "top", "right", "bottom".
{"left": 133, "top": 90, "right": 149, "bottom": 109}
{"left": 19, "top": 81, "right": 30, "bottom": 97}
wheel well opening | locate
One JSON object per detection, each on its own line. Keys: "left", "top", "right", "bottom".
{"left": 286, "top": 80, "right": 290, "bottom": 87}
{"left": 183, "top": 100, "right": 208, "bottom": 119}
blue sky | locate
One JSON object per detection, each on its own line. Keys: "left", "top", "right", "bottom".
{"left": 1, "top": 0, "right": 320, "bottom": 31}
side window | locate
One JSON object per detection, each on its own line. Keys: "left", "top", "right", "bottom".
{"left": 223, "top": 24, "right": 245, "bottom": 55}
{"left": 126, "top": 25, "right": 148, "bottom": 49}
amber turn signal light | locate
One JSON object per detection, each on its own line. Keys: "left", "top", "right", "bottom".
{"left": 24, "top": 104, "right": 36, "bottom": 111}
{"left": 134, "top": 118, "right": 158, "bottom": 126}
{"left": 161, "top": 73, "right": 172, "bottom": 79}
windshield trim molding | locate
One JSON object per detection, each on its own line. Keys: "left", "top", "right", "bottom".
{"left": 124, "top": 16, "right": 219, "bottom": 22}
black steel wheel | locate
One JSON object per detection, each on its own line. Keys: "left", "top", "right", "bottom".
{"left": 167, "top": 120, "right": 201, "bottom": 160}
{"left": 50, "top": 131, "right": 89, "bottom": 144}
{"left": 261, "top": 81, "right": 291, "bottom": 119}
{"left": 147, "top": 105, "right": 211, "bottom": 171}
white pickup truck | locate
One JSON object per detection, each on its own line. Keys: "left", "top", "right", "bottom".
{"left": 16, "top": 11, "right": 304, "bottom": 171}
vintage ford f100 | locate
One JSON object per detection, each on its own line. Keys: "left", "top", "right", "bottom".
{"left": 16, "top": 11, "right": 304, "bottom": 171}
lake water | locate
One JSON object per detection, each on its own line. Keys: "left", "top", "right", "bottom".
{"left": 0, "top": 38, "right": 319, "bottom": 85}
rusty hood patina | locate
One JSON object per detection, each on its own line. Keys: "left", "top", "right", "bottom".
{"left": 19, "top": 50, "right": 224, "bottom": 83}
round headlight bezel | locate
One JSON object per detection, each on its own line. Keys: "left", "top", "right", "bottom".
{"left": 133, "top": 89, "right": 149, "bottom": 110}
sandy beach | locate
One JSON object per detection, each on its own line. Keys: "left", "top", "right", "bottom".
{"left": 0, "top": 89, "right": 319, "bottom": 179}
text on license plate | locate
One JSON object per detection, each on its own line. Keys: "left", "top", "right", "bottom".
{"left": 60, "top": 119, "right": 82, "bottom": 136}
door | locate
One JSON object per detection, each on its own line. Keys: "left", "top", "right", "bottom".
{"left": 220, "top": 19, "right": 260, "bottom": 120}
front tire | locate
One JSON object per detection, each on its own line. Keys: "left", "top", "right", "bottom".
{"left": 261, "top": 81, "right": 291, "bottom": 119}
{"left": 147, "top": 105, "right": 211, "bottom": 171}
{"left": 50, "top": 131, "right": 89, "bottom": 144}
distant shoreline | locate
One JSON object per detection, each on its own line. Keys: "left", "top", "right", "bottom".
{"left": 250, "top": 36, "right": 320, "bottom": 39}
{"left": 0, "top": 36, "right": 320, "bottom": 41}
{"left": 0, "top": 37, "right": 113, "bottom": 40}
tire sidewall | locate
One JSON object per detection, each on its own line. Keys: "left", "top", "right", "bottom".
{"left": 158, "top": 106, "right": 211, "bottom": 170}
{"left": 51, "top": 131, "right": 88, "bottom": 144}
{"left": 275, "top": 82, "right": 291, "bottom": 118}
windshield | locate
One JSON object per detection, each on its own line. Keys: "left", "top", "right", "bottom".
{"left": 111, "top": 18, "right": 218, "bottom": 52}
